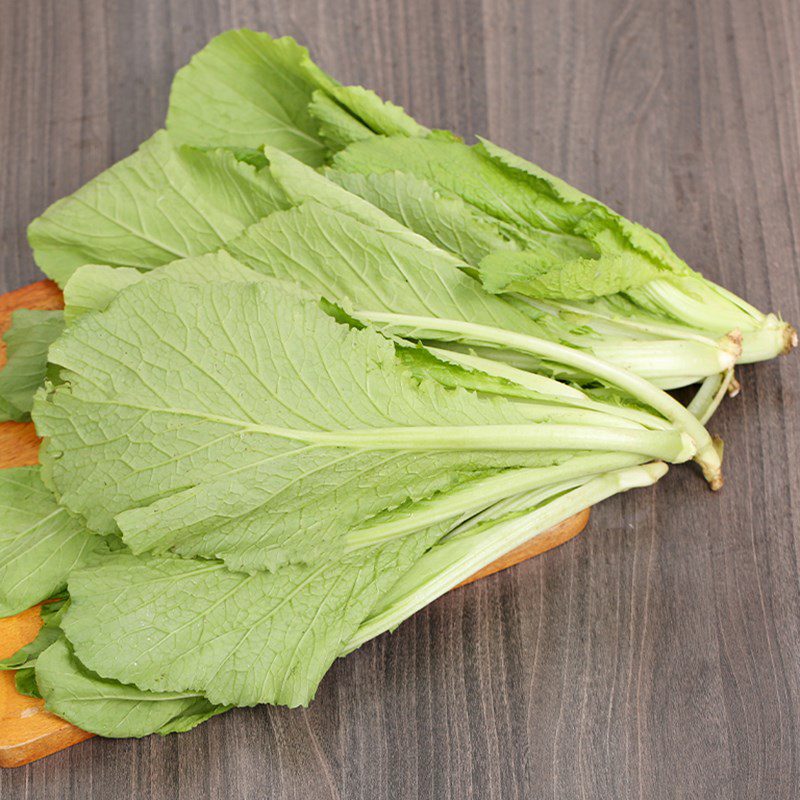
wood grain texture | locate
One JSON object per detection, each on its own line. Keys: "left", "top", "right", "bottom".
{"left": 0, "top": 0, "right": 798, "bottom": 797}
{"left": 0, "top": 606, "right": 93, "bottom": 770}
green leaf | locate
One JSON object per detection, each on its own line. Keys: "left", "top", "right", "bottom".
{"left": 326, "top": 169, "right": 519, "bottom": 263}
{"left": 226, "top": 200, "right": 547, "bottom": 342}
{"left": 0, "top": 310, "right": 65, "bottom": 421}
{"left": 476, "top": 137, "right": 692, "bottom": 276}
{"left": 332, "top": 136, "right": 596, "bottom": 261}
{"left": 304, "top": 79, "right": 430, "bottom": 139}
{"left": 62, "top": 525, "right": 443, "bottom": 707}
{"left": 39, "top": 596, "right": 69, "bottom": 623}
{"left": 167, "top": 30, "right": 328, "bottom": 165}
{"left": 479, "top": 251, "right": 660, "bottom": 300}
{"left": 264, "top": 147, "right": 456, "bottom": 259}
{"left": 301, "top": 57, "right": 428, "bottom": 139}
{"left": 308, "top": 90, "right": 374, "bottom": 149}
{"left": 0, "top": 467, "right": 97, "bottom": 617}
{"left": 63, "top": 267, "right": 143, "bottom": 325}
{"left": 62, "top": 252, "right": 273, "bottom": 324}
{"left": 166, "top": 28, "right": 426, "bottom": 162}
{"left": 166, "top": 30, "right": 788, "bottom": 365}
{"left": 395, "top": 345, "right": 551, "bottom": 402}
{"left": 15, "top": 668, "right": 40, "bottom": 698}
{"left": 35, "top": 278, "right": 575, "bottom": 572}
{"left": 0, "top": 599, "right": 66, "bottom": 670}
{"left": 27, "top": 130, "right": 288, "bottom": 285}
{"left": 36, "top": 639, "right": 228, "bottom": 738}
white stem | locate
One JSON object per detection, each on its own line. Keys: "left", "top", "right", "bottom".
{"left": 356, "top": 310, "right": 723, "bottom": 487}
{"left": 344, "top": 462, "right": 668, "bottom": 653}
{"left": 345, "top": 452, "right": 644, "bottom": 550}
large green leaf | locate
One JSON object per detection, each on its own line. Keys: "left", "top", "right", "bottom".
{"left": 226, "top": 200, "right": 547, "bottom": 342}
{"left": 0, "top": 467, "right": 97, "bottom": 617}
{"left": 27, "top": 130, "right": 288, "bottom": 285}
{"left": 332, "top": 136, "right": 596, "bottom": 261}
{"left": 62, "top": 525, "right": 443, "bottom": 707}
{"left": 166, "top": 29, "right": 426, "bottom": 164}
{"left": 476, "top": 137, "right": 692, "bottom": 276}
{"left": 326, "top": 168, "right": 519, "bottom": 264}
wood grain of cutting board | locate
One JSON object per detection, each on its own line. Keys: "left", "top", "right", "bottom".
{"left": 0, "top": 279, "right": 591, "bottom": 768}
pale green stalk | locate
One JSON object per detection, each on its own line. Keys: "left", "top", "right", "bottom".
{"left": 687, "top": 368, "right": 737, "bottom": 426}
{"left": 288, "top": 423, "right": 693, "bottom": 462}
{"left": 344, "top": 462, "right": 668, "bottom": 653}
{"left": 586, "top": 335, "right": 739, "bottom": 385}
{"left": 521, "top": 296, "right": 728, "bottom": 345}
{"left": 630, "top": 278, "right": 795, "bottom": 362}
{"left": 344, "top": 452, "right": 644, "bottom": 550}
{"left": 355, "top": 311, "right": 724, "bottom": 487}
{"left": 424, "top": 345, "right": 672, "bottom": 430}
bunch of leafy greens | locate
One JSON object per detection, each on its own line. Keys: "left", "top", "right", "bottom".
{"left": 0, "top": 28, "right": 792, "bottom": 741}
{"left": 4, "top": 259, "right": 673, "bottom": 735}
{"left": 7, "top": 29, "right": 791, "bottom": 439}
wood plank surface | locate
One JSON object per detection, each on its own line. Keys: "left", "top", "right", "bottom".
{"left": 0, "top": 0, "right": 798, "bottom": 798}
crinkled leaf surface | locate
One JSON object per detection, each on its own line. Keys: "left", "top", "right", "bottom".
{"left": 36, "top": 639, "right": 228, "bottom": 737}
{"left": 0, "top": 310, "right": 64, "bottom": 421}
{"left": 28, "top": 130, "right": 288, "bottom": 285}
{"left": 226, "top": 200, "right": 547, "bottom": 342}
{"left": 476, "top": 138, "right": 692, "bottom": 276}
{"left": 0, "top": 467, "right": 97, "bottom": 617}
{"left": 34, "top": 278, "right": 558, "bottom": 571}
{"left": 326, "top": 168, "right": 519, "bottom": 264}
{"left": 479, "top": 251, "right": 659, "bottom": 300}
{"left": 62, "top": 524, "right": 443, "bottom": 707}
{"left": 332, "top": 137, "right": 596, "bottom": 261}
{"left": 333, "top": 136, "right": 695, "bottom": 285}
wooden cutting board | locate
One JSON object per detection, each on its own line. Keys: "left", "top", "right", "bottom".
{"left": 0, "top": 279, "right": 591, "bottom": 768}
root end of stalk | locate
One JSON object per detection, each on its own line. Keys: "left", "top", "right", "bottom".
{"left": 783, "top": 323, "right": 798, "bottom": 355}
{"left": 728, "top": 376, "right": 741, "bottom": 397}
{"left": 698, "top": 437, "right": 725, "bottom": 490}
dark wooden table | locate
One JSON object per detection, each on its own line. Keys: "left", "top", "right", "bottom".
{"left": 1, "top": 1, "right": 798, "bottom": 797}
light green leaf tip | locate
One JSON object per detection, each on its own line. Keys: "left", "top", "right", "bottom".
{"left": 27, "top": 130, "right": 288, "bottom": 286}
